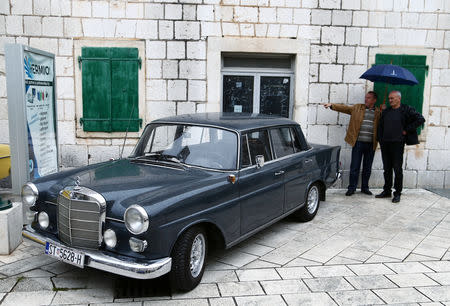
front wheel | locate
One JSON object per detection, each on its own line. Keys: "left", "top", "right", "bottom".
{"left": 169, "top": 226, "right": 207, "bottom": 291}
{"left": 295, "top": 183, "right": 320, "bottom": 222}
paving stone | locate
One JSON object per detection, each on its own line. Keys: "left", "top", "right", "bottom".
{"left": 217, "top": 251, "right": 258, "bottom": 268}
{"left": 376, "top": 245, "right": 412, "bottom": 260}
{"left": 1, "top": 290, "right": 55, "bottom": 306}
{"left": 52, "top": 288, "right": 114, "bottom": 304}
{"left": 303, "top": 276, "right": 353, "bottom": 292}
{"left": 345, "top": 274, "right": 398, "bottom": 290}
{"left": 201, "top": 270, "right": 238, "bottom": 283}
{"left": 374, "top": 288, "right": 431, "bottom": 304}
{"left": 328, "top": 289, "right": 384, "bottom": 305}
{"left": 242, "top": 260, "right": 281, "bottom": 269}
{"left": 41, "top": 261, "right": 76, "bottom": 275}
{"left": 337, "top": 247, "right": 374, "bottom": 262}
{"left": 235, "top": 294, "right": 286, "bottom": 306}
{"left": 417, "top": 286, "right": 450, "bottom": 301}
{"left": 143, "top": 299, "right": 208, "bottom": 305}
{"left": 426, "top": 272, "right": 450, "bottom": 285}
{"left": 208, "top": 297, "right": 235, "bottom": 306}
{"left": 172, "top": 284, "right": 220, "bottom": 299}
{"left": 386, "top": 273, "right": 440, "bottom": 287}
{"left": 218, "top": 281, "right": 264, "bottom": 297}
{"left": 236, "top": 268, "right": 280, "bottom": 281}
{"left": 19, "top": 269, "right": 54, "bottom": 278}
{"left": 386, "top": 262, "right": 434, "bottom": 274}
{"left": 405, "top": 253, "right": 440, "bottom": 262}
{"left": 282, "top": 292, "right": 337, "bottom": 305}
{"left": 347, "top": 263, "right": 395, "bottom": 275}
{"left": 306, "top": 265, "right": 355, "bottom": 277}
{"left": 285, "top": 257, "right": 322, "bottom": 267}
{"left": 261, "top": 279, "right": 310, "bottom": 294}
{"left": 0, "top": 277, "right": 18, "bottom": 293}
{"left": 276, "top": 267, "right": 313, "bottom": 279}
{"left": 52, "top": 277, "right": 88, "bottom": 289}
{"left": 325, "top": 256, "right": 362, "bottom": 265}
{"left": 366, "top": 254, "right": 402, "bottom": 264}
{"left": 422, "top": 261, "right": 450, "bottom": 272}
{"left": 12, "top": 277, "right": 54, "bottom": 292}
{"left": 413, "top": 244, "right": 448, "bottom": 259}
{"left": 0, "top": 255, "right": 55, "bottom": 277}
{"left": 205, "top": 260, "right": 237, "bottom": 271}
{"left": 237, "top": 242, "right": 274, "bottom": 257}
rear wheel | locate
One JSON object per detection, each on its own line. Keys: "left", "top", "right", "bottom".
{"left": 169, "top": 226, "right": 207, "bottom": 291}
{"left": 295, "top": 183, "right": 320, "bottom": 222}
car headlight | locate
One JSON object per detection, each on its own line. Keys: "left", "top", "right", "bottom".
{"left": 124, "top": 205, "right": 149, "bottom": 234}
{"left": 38, "top": 212, "right": 49, "bottom": 229}
{"left": 104, "top": 229, "right": 117, "bottom": 248}
{"left": 22, "top": 182, "right": 39, "bottom": 206}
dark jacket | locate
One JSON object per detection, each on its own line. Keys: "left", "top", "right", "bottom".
{"left": 378, "top": 104, "right": 425, "bottom": 145}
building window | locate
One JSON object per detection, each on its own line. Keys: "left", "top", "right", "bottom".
{"left": 373, "top": 54, "right": 427, "bottom": 134}
{"left": 221, "top": 54, "right": 294, "bottom": 118}
{"left": 78, "top": 47, "right": 142, "bottom": 132}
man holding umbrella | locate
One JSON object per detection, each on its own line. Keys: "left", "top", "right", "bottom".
{"left": 376, "top": 91, "right": 425, "bottom": 203}
{"left": 359, "top": 63, "right": 424, "bottom": 203}
{"left": 324, "top": 91, "right": 381, "bottom": 196}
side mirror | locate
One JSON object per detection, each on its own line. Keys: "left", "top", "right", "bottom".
{"left": 255, "top": 155, "right": 265, "bottom": 169}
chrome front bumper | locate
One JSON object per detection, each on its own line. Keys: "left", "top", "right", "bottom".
{"left": 23, "top": 225, "right": 172, "bottom": 280}
{"left": 331, "top": 169, "right": 343, "bottom": 187}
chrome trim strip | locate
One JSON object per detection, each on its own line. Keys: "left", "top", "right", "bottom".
{"left": 226, "top": 201, "right": 305, "bottom": 249}
{"left": 106, "top": 217, "right": 125, "bottom": 223}
{"left": 45, "top": 201, "right": 57, "bottom": 206}
{"left": 23, "top": 225, "right": 172, "bottom": 280}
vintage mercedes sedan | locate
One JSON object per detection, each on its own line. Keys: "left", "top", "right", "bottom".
{"left": 22, "top": 113, "right": 341, "bottom": 291}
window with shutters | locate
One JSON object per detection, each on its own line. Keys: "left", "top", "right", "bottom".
{"left": 78, "top": 47, "right": 142, "bottom": 132}
{"left": 373, "top": 54, "right": 428, "bottom": 134}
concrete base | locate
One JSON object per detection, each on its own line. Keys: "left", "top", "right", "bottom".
{"left": 0, "top": 202, "right": 23, "bottom": 254}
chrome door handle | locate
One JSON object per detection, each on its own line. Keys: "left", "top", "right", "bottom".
{"left": 304, "top": 159, "right": 313, "bottom": 164}
{"left": 274, "top": 170, "right": 285, "bottom": 176}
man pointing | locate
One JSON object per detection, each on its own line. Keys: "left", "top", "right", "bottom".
{"left": 324, "top": 91, "right": 381, "bottom": 196}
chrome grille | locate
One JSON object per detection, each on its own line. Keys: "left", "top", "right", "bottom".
{"left": 57, "top": 186, "right": 106, "bottom": 249}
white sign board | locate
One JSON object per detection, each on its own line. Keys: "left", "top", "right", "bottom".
{"left": 5, "top": 44, "right": 58, "bottom": 194}
{"left": 23, "top": 51, "right": 58, "bottom": 178}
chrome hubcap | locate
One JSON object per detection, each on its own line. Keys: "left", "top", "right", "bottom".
{"left": 190, "top": 233, "right": 206, "bottom": 278}
{"left": 307, "top": 186, "right": 319, "bottom": 214}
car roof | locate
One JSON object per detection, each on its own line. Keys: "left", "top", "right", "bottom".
{"left": 151, "top": 112, "right": 299, "bottom": 132}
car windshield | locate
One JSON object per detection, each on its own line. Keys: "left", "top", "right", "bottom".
{"left": 132, "top": 124, "right": 238, "bottom": 170}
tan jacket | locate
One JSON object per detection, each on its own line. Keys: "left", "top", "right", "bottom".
{"left": 331, "top": 103, "right": 381, "bottom": 151}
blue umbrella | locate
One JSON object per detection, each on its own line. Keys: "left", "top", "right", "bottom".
{"left": 360, "top": 64, "right": 419, "bottom": 85}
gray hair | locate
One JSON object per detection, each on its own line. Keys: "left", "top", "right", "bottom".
{"left": 390, "top": 90, "right": 402, "bottom": 98}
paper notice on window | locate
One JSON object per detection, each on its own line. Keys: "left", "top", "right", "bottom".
{"left": 234, "top": 105, "right": 243, "bottom": 113}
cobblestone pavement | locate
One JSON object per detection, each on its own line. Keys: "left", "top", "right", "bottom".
{"left": 1, "top": 189, "right": 450, "bottom": 305}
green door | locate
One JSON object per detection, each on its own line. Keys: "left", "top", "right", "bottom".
{"left": 373, "top": 54, "right": 427, "bottom": 134}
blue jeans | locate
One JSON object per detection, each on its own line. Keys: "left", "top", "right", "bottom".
{"left": 348, "top": 141, "right": 375, "bottom": 192}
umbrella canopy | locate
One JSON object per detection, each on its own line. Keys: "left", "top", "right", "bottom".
{"left": 360, "top": 64, "right": 419, "bottom": 85}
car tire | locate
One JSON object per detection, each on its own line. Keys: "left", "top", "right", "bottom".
{"left": 170, "top": 226, "right": 207, "bottom": 292}
{"left": 295, "top": 183, "right": 320, "bottom": 222}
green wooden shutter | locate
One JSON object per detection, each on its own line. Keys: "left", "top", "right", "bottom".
{"left": 80, "top": 47, "right": 141, "bottom": 132}
{"left": 373, "top": 54, "right": 427, "bottom": 134}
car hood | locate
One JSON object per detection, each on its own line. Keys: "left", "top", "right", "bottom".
{"left": 40, "top": 159, "right": 227, "bottom": 216}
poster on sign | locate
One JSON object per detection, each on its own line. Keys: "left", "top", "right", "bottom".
{"left": 23, "top": 50, "right": 58, "bottom": 178}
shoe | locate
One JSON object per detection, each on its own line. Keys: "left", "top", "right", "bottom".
{"left": 345, "top": 190, "right": 355, "bottom": 196}
{"left": 361, "top": 189, "right": 373, "bottom": 195}
{"left": 392, "top": 195, "right": 401, "bottom": 203}
{"left": 375, "top": 191, "right": 391, "bottom": 198}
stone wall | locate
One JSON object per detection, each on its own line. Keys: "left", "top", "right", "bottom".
{"left": 0, "top": 0, "right": 449, "bottom": 188}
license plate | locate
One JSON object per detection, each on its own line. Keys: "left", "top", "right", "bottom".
{"left": 45, "top": 242, "right": 85, "bottom": 268}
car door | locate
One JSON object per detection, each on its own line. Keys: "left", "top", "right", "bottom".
{"left": 274, "top": 127, "right": 313, "bottom": 212}
{"left": 238, "top": 129, "right": 285, "bottom": 235}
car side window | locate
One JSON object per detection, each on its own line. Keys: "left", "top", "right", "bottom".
{"left": 246, "top": 130, "right": 272, "bottom": 165}
{"left": 240, "top": 135, "right": 251, "bottom": 168}
{"left": 270, "top": 128, "right": 295, "bottom": 158}
{"left": 290, "top": 128, "right": 303, "bottom": 152}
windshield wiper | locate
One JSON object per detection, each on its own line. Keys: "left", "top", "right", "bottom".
{"left": 139, "top": 153, "right": 185, "bottom": 167}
